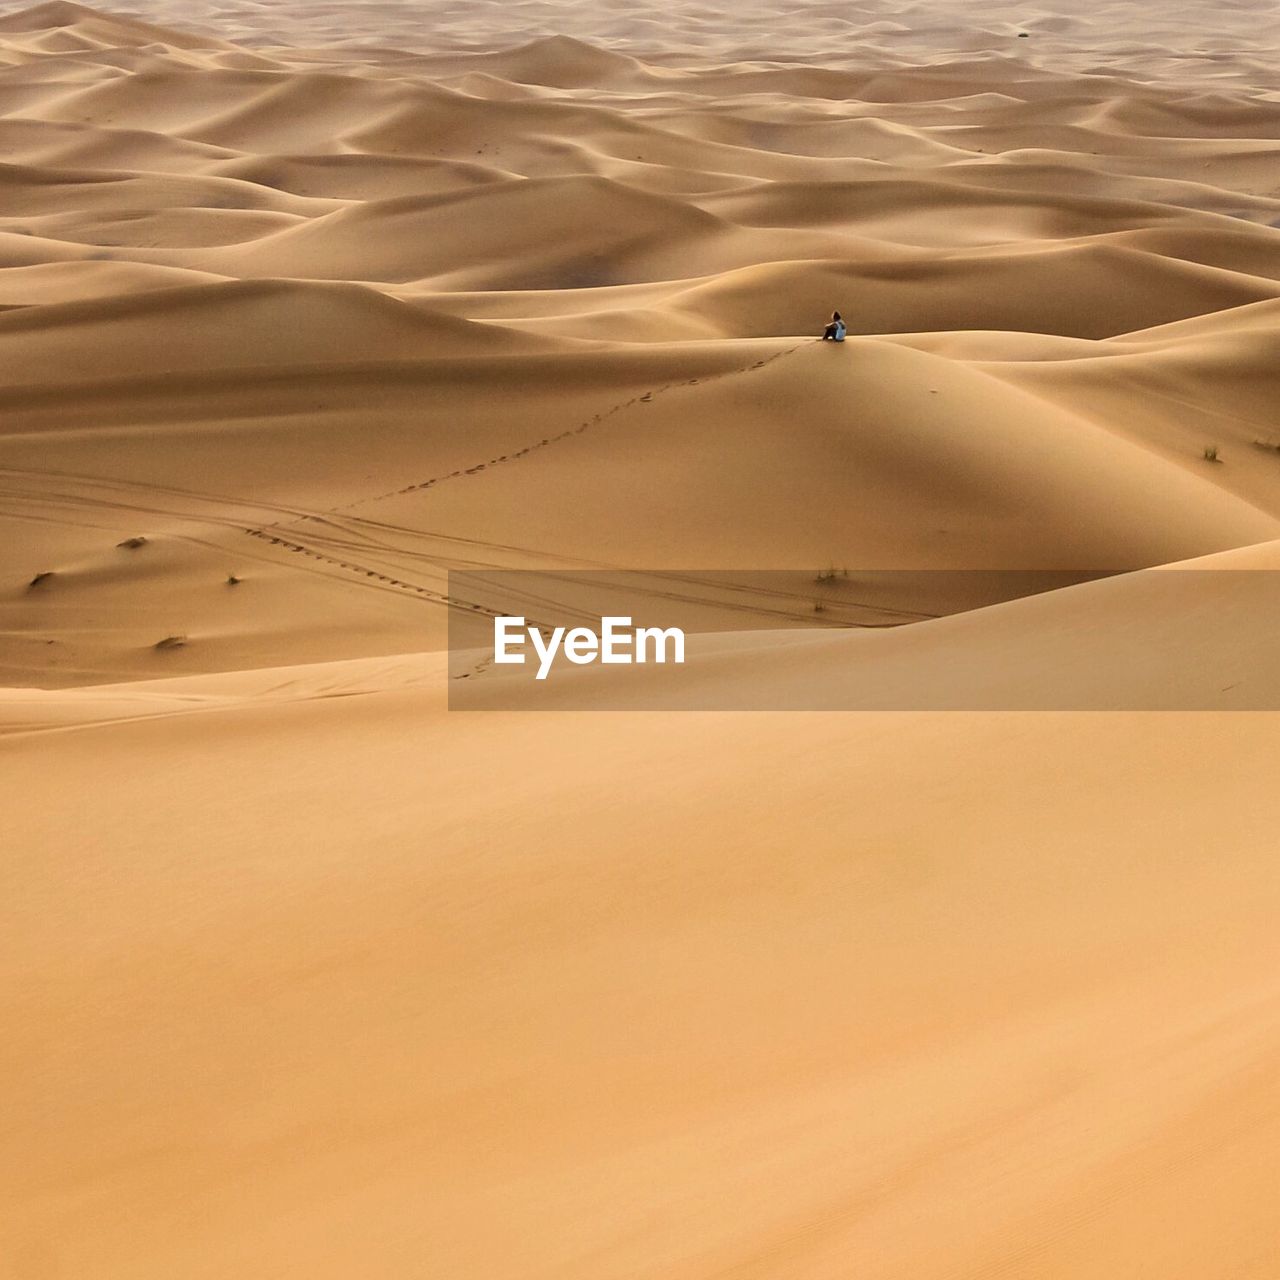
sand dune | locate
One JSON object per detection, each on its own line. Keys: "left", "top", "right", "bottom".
{"left": 0, "top": 257, "right": 225, "bottom": 305}
{"left": 4, "top": 561, "right": 1280, "bottom": 1277}
{"left": 2, "top": 0, "right": 1279, "bottom": 1276}
{"left": 0, "top": 276, "right": 557, "bottom": 381}
{"left": 203, "top": 178, "right": 736, "bottom": 286}
{"left": 0, "top": 0, "right": 230, "bottom": 49}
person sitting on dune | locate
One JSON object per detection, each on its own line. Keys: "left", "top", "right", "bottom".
{"left": 822, "top": 311, "right": 846, "bottom": 341}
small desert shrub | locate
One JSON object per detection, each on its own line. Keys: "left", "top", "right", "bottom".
{"left": 117, "top": 535, "right": 148, "bottom": 549}
{"left": 28, "top": 571, "right": 54, "bottom": 588}
{"left": 154, "top": 635, "right": 186, "bottom": 651}
{"left": 1203, "top": 445, "right": 1221, "bottom": 463}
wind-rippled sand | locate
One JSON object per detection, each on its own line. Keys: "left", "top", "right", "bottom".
{"left": 1, "top": 2, "right": 1278, "bottom": 1276}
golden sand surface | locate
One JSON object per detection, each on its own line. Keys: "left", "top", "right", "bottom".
{"left": 1, "top": 2, "right": 1278, "bottom": 1276}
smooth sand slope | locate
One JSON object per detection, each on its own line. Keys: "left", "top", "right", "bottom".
{"left": 1, "top": 1, "right": 1278, "bottom": 1277}
{"left": 5, "top": 556, "right": 1280, "bottom": 1278}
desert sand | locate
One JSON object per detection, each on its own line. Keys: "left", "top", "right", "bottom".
{"left": 2, "top": 0, "right": 1279, "bottom": 1275}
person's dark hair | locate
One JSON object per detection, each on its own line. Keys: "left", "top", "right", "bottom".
{"left": 832, "top": 311, "right": 842, "bottom": 321}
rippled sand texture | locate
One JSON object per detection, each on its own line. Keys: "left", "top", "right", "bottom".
{"left": 2, "top": 3, "right": 1279, "bottom": 1278}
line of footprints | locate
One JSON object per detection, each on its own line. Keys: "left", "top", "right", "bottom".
{"left": 241, "top": 343, "right": 807, "bottom": 608}
{"left": 305, "top": 343, "right": 806, "bottom": 521}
